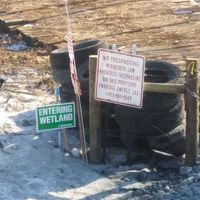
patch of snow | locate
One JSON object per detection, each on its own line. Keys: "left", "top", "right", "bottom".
{"left": 23, "top": 24, "right": 34, "bottom": 28}
{"left": 6, "top": 41, "right": 29, "bottom": 51}
{"left": 175, "top": 9, "right": 193, "bottom": 14}
{"left": 0, "top": 66, "right": 127, "bottom": 199}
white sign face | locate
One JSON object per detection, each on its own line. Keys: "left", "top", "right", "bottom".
{"left": 95, "top": 49, "right": 145, "bottom": 108}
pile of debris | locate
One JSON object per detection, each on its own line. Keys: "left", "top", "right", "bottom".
{"left": 0, "top": 19, "right": 55, "bottom": 52}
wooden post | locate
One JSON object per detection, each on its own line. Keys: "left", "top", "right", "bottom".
{"left": 63, "top": 129, "right": 71, "bottom": 152}
{"left": 144, "top": 82, "right": 185, "bottom": 94}
{"left": 185, "top": 58, "right": 199, "bottom": 166}
{"left": 89, "top": 55, "right": 102, "bottom": 164}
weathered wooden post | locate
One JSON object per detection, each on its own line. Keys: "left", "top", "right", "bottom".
{"left": 185, "top": 58, "right": 199, "bottom": 165}
{"left": 89, "top": 55, "right": 102, "bottom": 163}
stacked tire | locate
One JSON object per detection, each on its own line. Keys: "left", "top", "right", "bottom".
{"left": 50, "top": 39, "right": 109, "bottom": 129}
{"left": 114, "top": 61, "right": 186, "bottom": 157}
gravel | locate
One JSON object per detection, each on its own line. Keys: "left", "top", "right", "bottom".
{"left": 96, "top": 155, "right": 200, "bottom": 200}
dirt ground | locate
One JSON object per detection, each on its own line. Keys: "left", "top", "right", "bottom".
{"left": 0, "top": 0, "right": 199, "bottom": 99}
{"left": 0, "top": 1, "right": 200, "bottom": 199}
{"left": 1, "top": 0, "right": 200, "bottom": 70}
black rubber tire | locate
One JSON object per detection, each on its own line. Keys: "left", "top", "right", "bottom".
{"left": 114, "top": 61, "right": 184, "bottom": 118}
{"left": 141, "top": 60, "right": 184, "bottom": 112}
{"left": 115, "top": 97, "right": 185, "bottom": 134}
{"left": 114, "top": 60, "right": 185, "bottom": 129}
{"left": 60, "top": 83, "right": 74, "bottom": 103}
{"left": 119, "top": 126, "right": 152, "bottom": 154}
{"left": 50, "top": 39, "right": 108, "bottom": 70}
{"left": 74, "top": 39, "right": 108, "bottom": 65}
{"left": 120, "top": 124, "right": 186, "bottom": 156}
{"left": 114, "top": 60, "right": 185, "bottom": 156}
{"left": 51, "top": 40, "right": 113, "bottom": 133}
{"left": 142, "top": 92, "right": 182, "bottom": 113}
{"left": 50, "top": 48, "right": 70, "bottom": 70}
{"left": 59, "top": 63, "right": 90, "bottom": 107}
{"left": 144, "top": 61, "right": 182, "bottom": 84}
{"left": 115, "top": 100, "right": 185, "bottom": 156}
{"left": 77, "top": 61, "right": 89, "bottom": 92}
{"left": 149, "top": 124, "right": 186, "bottom": 157}
{"left": 52, "top": 69, "right": 71, "bottom": 84}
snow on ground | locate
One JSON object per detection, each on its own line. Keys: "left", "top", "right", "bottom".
{"left": 0, "top": 131, "right": 117, "bottom": 200}
{"left": 0, "top": 69, "right": 129, "bottom": 200}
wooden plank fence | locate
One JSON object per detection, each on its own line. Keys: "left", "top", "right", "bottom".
{"left": 89, "top": 55, "right": 199, "bottom": 166}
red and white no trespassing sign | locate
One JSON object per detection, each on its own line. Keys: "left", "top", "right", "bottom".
{"left": 95, "top": 49, "right": 145, "bottom": 108}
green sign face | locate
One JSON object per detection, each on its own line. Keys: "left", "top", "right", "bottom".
{"left": 36, "top": 102, "right": 76, "bottom": 132}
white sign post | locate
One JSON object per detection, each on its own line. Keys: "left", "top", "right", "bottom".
{"left": 95, "top": 49, "right": 145, "bottom": 108}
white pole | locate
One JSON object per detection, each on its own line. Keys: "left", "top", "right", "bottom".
{"left": 55, "top": 85, "right": 62, "bottom": 148}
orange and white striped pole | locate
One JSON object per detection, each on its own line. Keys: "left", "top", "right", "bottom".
{"left": 64, "top": 0, "right": 88, "bottom": 163}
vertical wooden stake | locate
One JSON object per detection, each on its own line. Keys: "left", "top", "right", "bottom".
{"left": 89, "top": 55, "right": 102, "bottom": 164}
{"left": 185, "top": 58, "right": 199, "bottom": 166}
{"left": 75, "top": 95, "right": 88, "bottom": 163}
{"left": 63, "top": 129, "right": 71, "bottom": 152}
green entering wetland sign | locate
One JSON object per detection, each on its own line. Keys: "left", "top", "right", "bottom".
{"left": 36, "top": 102, "right": 76, "bottom": 132}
